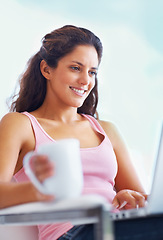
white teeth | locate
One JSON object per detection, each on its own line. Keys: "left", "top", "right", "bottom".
{"left": 71, "top": 87, "right": 85, "bottom": 94}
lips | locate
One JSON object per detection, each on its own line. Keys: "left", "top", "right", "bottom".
{"left": 69, "top": 87, "right": 87, "bottom": 95}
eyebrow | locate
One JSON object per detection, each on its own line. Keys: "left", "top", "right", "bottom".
{"left": 71, "top": 61, "right": 98, "bottom": 70}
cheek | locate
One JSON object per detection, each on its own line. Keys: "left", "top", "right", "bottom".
{"left": 89, "top": 78, "right": 96, "bottom": 90}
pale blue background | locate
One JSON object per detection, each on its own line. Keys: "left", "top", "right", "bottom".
{"left": 0, "top": 0, "right": 163, "bottom": 191}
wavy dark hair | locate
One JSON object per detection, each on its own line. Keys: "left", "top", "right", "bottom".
{"left": 10, "top": 25, "right": 103, "bottom": 117}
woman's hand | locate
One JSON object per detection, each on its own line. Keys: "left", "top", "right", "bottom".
{"left": 112, "top": 189, "right": 148, "bottom": 210}
{"left": 29, "top": 155, "right": 55, "bottom": 202}
{"left": 31, "top": 155, "right": 55, "bottom": 183}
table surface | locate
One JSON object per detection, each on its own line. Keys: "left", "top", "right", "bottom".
{"left": 0, "top": 195, "right": 109, "bottom": 226}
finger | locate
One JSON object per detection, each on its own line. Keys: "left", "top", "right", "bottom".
{"left": 32, "top": 155, "right": 50, "bottom": 168}
{"left": 35, "top": 164, "right": 54, "bottom": 182}
{"left": 118, "top": 201, "right": 127, "bottom": 209}
{"left": 34, "top": 160, "right": 54, "bottom": 174}
{"left": 31, "top": 155, "right": 55, "bottom": 182}
{"left": 131, "top": 192, "right": 146, "bottom": 208}
{"left": 118, "top": 190, "right": 136, "bottom": 208}
{"left": 112, "top": 196, "right": 128, "bottom": 210}
{"left": 121, "top": 191, "right": 146, "bottom": 209}
{"left": 35, "top": 189, "right": 55, "bottom": 201}
{"left": 142, "top": 193, "right": 148, "bottom": 201}
{"left": 112, "top": 197, "right": 120, "bottom": 209}
{"left": 39, "top": 193, "right": 55, "bottom": 201}
{"left": 36, "top": 168, "right": 54, "bottom": 182}
{"left": 113, "top": 190, "right": 148, "bottom": 210}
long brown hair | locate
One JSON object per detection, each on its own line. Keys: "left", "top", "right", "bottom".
{"left": 10, "top": 25, "right": 103, "bottom": 117}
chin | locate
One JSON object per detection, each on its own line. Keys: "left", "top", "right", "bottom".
{"left": 71, "top": 101, "right": 85, "bottom": 108}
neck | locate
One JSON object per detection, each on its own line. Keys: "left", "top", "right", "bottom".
{"left": 33, "top": 103, "right": 81, "bottom": 124}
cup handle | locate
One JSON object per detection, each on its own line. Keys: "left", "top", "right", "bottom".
{"left": 23, "top": 152, "right": 49, "bottom": 194}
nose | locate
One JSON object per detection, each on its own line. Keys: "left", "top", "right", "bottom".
{"left": 78, "top": 71, "right": 90, "bottom": 86}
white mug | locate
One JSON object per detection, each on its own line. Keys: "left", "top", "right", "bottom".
{"left": 23, "top": 138, "right": 83, "bottom": 200}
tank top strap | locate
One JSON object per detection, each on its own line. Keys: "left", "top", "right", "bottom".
{"left": 21, "top": 112, "right": 54, "bottom": 149}
{"left": 82, "top": 114, "right": 108, "bottom": 137}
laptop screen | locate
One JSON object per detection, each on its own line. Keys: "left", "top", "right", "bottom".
{"left": 148, "top": 123, "right": 163, "bottom": 214}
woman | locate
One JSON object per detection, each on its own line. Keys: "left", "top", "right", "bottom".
{"left": 0, "top": 25, "right": 147, "bottom": 239}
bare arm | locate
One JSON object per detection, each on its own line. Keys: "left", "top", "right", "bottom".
{"left": 99, "top": 120, "right": 145, "bottom": 192}
{"left": 0, "top": 181, "right": 53, "bottom": 209}
{"left": 0, "top": 113, "right": 53, "bottom": 209}
{"left": 0, "top": 113, "right": 27, "bottom": 181}
{"left": 99, "top": 120, "right": 147, "bottom": 209}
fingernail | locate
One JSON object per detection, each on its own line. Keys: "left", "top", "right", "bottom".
{"left": 118, "top": 201, "right": 127, "bottom": 209}
{"left": 114, "top": 204, "right": 119, "bottom": 209}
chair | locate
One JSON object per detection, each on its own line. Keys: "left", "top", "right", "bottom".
{"left": 0, "top": 195, "right": 113, "bottom": 240}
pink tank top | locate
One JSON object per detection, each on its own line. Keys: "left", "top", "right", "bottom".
{"left": 14, "top": 112, "right": 117, "bottom": 240}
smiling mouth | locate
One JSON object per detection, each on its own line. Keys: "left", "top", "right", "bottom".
{"left": 69, "top": 87, "right": 87, "bottom": 95}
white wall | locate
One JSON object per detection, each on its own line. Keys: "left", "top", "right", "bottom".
{"left": 0, "top": 0, "right": 163, "bottom": 192}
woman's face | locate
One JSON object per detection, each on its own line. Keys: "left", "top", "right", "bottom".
{"left": 45, "top": 45, "right": 99, "bottom": 109}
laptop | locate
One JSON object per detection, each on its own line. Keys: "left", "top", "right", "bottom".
{"left": 110, "top": 122, "right": 163, "bottom": 220}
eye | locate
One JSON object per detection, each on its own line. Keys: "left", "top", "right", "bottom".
{"left": 70, "top": 66, "right": 80, "bottom": 71}
{"left": 89, "top": 71, "right": 97, "bottom": 77}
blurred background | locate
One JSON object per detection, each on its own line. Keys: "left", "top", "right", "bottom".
{"left": 0, "top": 0, "right": 163, "bottom": 192}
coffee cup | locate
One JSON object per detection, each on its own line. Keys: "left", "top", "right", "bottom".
{"left": 23, "top": 138, "right": 83, "bottom": 200}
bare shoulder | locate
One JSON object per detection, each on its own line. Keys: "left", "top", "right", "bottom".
{"left": 1, "top": 112, "right": 22, "bottom": 121}
{"left": 0, "top": 112, "right": 29, "bottom": 126}
{"left": 98, "top": 119, "right": 119, "bottom": 137}
{"left": 0, "top": 112, "right": 31, "bottom": 136}
{"left": 98, "top": 120, "right": 123, "bottom": 149}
